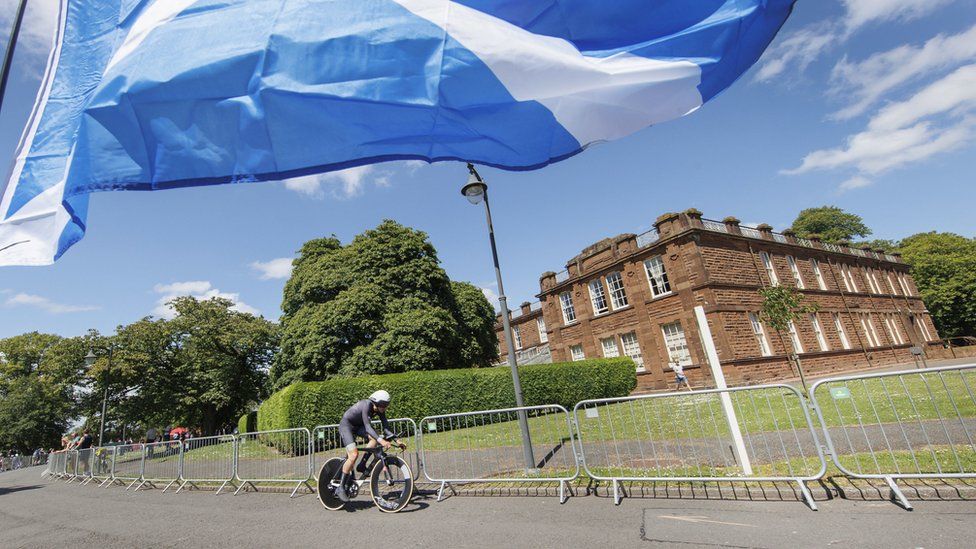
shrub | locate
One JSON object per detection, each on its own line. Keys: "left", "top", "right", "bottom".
{"left": 251, "top": 358, "right": 637, "bottom": 432}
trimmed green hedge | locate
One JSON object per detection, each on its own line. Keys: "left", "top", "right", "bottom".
{"left": 237, "top": 411, "right": 258, "bottom": 434}
{"left": 242, "top": 358, "right": 637, "bottom": 432}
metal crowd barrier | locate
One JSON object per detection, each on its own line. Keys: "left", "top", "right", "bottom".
{"left": 177, "top": 435, "right": 238, "bottom": 495}
{"left": 810, "top": 363, "right": 976, "bottom": 510}
{"left": 574, "top": 385, "right": 826, "bottom": 509}
{"left": 75, "top": 448, "right": 95, "bottom": 485}
{"left": 419, "top": 405, "right": 580, "bottom": 503}
{"left": 64, "top": 450, "right": 79, "bottom": 481}
{"left": 235, "top": 428, "right": 312, "bottom": 497}
{"left": 311, "top": 417, "right": 420, "bottom": 482}
{"left": 138, "top": 440, "right": 183, "bottom": 491}
{"left": 91, "top": 447, "right": 115, "bottom": 486}
{"left": 111, "top": 443, "right": 145, "bottom": 489}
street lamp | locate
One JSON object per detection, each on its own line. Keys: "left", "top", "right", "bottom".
{"left": 85, "top": 346, "right": 114, "bottom": 447}
{"left": 461, "top": 163, "right": 536, "bottom": 470}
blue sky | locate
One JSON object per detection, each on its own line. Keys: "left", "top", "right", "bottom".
{"left": 1, "top": 0, "right": 975, "bottom": 339}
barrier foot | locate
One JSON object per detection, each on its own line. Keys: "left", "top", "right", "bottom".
{"left": 884, "top": 477, "right": 913, "bottom": 511}
{"left": 126, "top": 478, "right": 140, "bottom": 491}
{"left": 613, "top": 480, "right": 623, "bottom": 506}
{"left": 80, "top": 477, "right": 92, "bottom": 486}
{"left": 98, "top": 478, "right": 111, "bottom": 488}
{"left": 215, "top": 480, "right": 233, "bottom": 496}
{"left": 559, "top": 480, "right": 572, "bottom": 504}
{"left": 161, "top": 480, "right": 177, "bottom": 493}
{"left": 796, "top": 480, "right": 818, "bottom": 511}
{"left": 290, "top": 481, "right": 312, "bottom": 498}
{"left": 234, "top": 481, "right": 256, "bottom": 496}
{"left": 436, "top": 481, "right": 456, "bottom": 502}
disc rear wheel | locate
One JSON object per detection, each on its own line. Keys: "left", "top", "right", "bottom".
{"left": 317, "top": 457, "right": 347, "bottom": 511}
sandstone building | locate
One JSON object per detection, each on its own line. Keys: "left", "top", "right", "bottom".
{"left": 495, "top": 210, "right": 940, "bottom": 391}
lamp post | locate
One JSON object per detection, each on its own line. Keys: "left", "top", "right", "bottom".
{"left": 85, "top": 345, "right": 114, "bottom": 447}
{"left": 461, "top": 163, "right": 536, "bottom": 470}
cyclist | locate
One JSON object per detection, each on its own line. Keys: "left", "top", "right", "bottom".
{"left": 335, "top": 390, "right": 404, "bottom": 501}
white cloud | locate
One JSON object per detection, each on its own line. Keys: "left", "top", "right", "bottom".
{"left": 755, "top": 23, "right": 839, "bottom": 82}
{"left": 786, "top": 65, "right": 976, "bottom": 182}
{"left": 842, "top": 0, "right": 957, "bottom": 31}
{"left": 830, "top": 24, "right": 976, "bottom": 119}
{"left": 152, "top": 281, "right": 259, "bottom": 318}
{"left": 756, "top": 0, "right": 962, "bottom": 81}
{"left": 250, "top": 257, "right": 294, "bottom": 280}
{"left": 283, "top": 165, "right": 386, "bottom": 199}
{"left": 839, "top": 175, "right": 873, "bottom": 192}
{"left": 3, "top": 293, "right": 99, "bottom": 314}
{"left": 480, "top": 286, "right": 499, "bottom": 310}
{"left": 0, "top": 0, "right": 60, "bottom": 77}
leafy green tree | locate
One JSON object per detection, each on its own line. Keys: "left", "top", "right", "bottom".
{"left": 81, "top": 298, "right": 277, "bottom": 436}
{"left": 790, "top": 206, "right": 872, "bottom": 243}
{"left": 0, "top": 332, "right": 81, "bottom": 451}
{"left": 898, "top": 232, "right": 976, "bottom": 338}
{"left": 274, "top": 220, "right": 498, "bottom": 388}
{"left": 856, "top": 239, "right": 900, "bottom": 253}
{"left": 759, "top": 285, "right": 819, "bottom": 394}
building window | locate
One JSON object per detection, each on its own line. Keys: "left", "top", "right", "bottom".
{"left": 760, "top": 251, "right": 779, "bottom": 286}
{"left": 513, "top": 325, "right": 522, "bottom": 350}
{"left": 916, "top": 315, "right": 933, "bottom": 341}
{"left": 811, "top": 259, "right": 827, "bottom": 290}
{"left": 884, "top": 315, "right": 904, "bottom": 345}
{"left": 601, "top": 337, "right": 620, "bottom": 358}
{"left": 865, "top": 269, "right": 882, "bottom": 294}
{"left": 833, "top": 313, "right": 852, "bottom": 350}
{"left": 620, "top": 332, "right": 645, "bottom": 372}
{"left": 859, "top": 313, "right": 881, "bottom": 347}
{"left": 643, "top": 256, "right": 671, "bottom": 297}
{"left": 570, "top": 344, "right": 585, "bottom": 362}
{"left": 787, "top": 320, "right": 804, "bottom": 354}
{"left": 840, "top": 264, "right": 859, "bottom": 293}
{"left": 559, "top": 292, "right": 576, "bottom": 324}
{"left": 810, "top": 313, "right": 829, "bottom": 352}
{"left": 661, "top": 321, "right": 693, "bottom": 366}
{"left": 898, "top": 274, "right": 913, "bottom": 296}
{"left": 748, "top": 313, "right": 773, "bottom": 357}
{"left": 606, "top": 272, "right": 629, "bottom": 309}
{"left": 537, "top": 317, "right": 548, "bottom": 344}
{"left": 786, "top": 255, "right": 804, "bottom": 289}
{"left": 886, "top": 273, "right": 898, "bottom": 295}
{"left": 588, "top": 280, "right": 609, "bottom": 316}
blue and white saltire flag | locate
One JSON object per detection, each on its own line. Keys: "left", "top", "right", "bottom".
{"left": 0, "top": 0, "right": 795, "bottom": 266}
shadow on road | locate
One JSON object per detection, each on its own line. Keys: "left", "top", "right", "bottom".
{"left": 0, "top": 485, "right": 42, "bottom": 496}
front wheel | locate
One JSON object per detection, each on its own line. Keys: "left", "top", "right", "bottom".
{"left": 317, "top": 457, "right": 346, "bottom": 511}
{"left": 369, "top": 455, "right": 414, "bottom": 513}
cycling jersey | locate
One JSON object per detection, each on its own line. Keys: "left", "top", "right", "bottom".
{"left": 338, "top": 399, "right": 393, "bottom": 449}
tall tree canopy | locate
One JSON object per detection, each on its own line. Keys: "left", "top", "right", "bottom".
{"left": 0, "top": 332, "right": 85, "bottom": 452}
{"left": 898, "top": 232, "right": 976, "bottom": 339}
{"left": 273, "top": 220, "right": 498, "bottom": 388}
{"left": 83, "top": 297, "right": 279, "bottom": 436}
{"left": 790, "top": 206, "right": 872, "bottom": 243}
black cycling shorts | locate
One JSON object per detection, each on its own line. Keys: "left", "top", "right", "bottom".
{"left": 339, "top": 422, "right": 368, "bottom": 451}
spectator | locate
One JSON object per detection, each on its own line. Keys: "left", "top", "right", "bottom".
{"left": 77, "top": 430, "right": 94, "bottom": 474}
{"left": 670, "top": 360, "right": 692, "bottom": 391}
{"left": 146, "top": 427, "right": 158, "bottom": 444}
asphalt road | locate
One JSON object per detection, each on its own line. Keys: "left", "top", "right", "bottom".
{"left": 2, "top": 467, "right": 975, "bottom": 548}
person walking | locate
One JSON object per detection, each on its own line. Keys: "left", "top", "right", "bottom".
{"left": 670, "top": 360, "right": 692, "bottom": 391}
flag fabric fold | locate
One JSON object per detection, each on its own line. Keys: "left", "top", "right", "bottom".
{"left": 0, "top": 0, "right": 795, "bottom": 266}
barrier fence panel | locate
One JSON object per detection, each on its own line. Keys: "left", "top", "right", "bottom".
{"left": 419, "top": 405, "right": 579, "bottom": 503}
{"left": 92, "top": 447, "right": 115, "bottom": 486}
{"left": 111, "top": 443, "right": 145, "bottom": 489}
{"left": 311, "top": 418, "right": 420, "bottom": 483}
{"left": 810, "top": 363, "right": 976, "bottom": 510}
{"left": 177, "top": 435, "right": 238, "bottom": 495}
{"left": 574, "top": 385, "right": 826, "bottom": 509}
{"left": 65, "top": 450, "right": 78, "bottom": 481}
{"left": 138, "top": 440, "right": 183, "bottom": 492}
{"left": 235, "top": 428, "right": 312, "bottom": 497}
{"left": 75, "top": 448, "right": 95, "bottom": 485}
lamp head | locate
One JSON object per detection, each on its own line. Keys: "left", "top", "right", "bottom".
{"left": 84, "top": 349, "right": 97, "bottom": 367}
{"left": 461, "top": 174, "right": 487, "bottom": 205}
